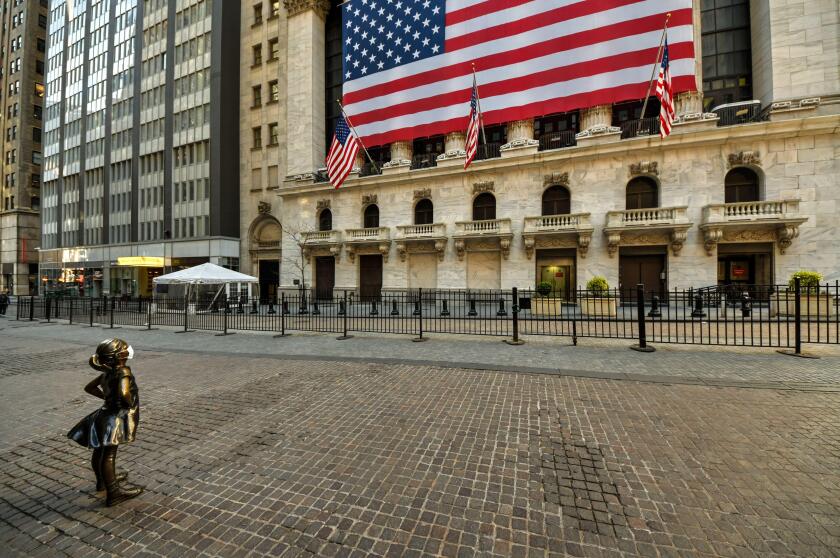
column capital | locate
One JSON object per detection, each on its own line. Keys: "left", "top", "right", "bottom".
{"left": 283, "top": 0, "right": 331, "bottom": 19}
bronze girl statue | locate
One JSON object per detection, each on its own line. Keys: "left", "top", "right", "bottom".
{"left": 68, "top": 338, "right": 144, "bottom": 506}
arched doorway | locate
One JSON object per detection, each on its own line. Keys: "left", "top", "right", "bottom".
{"left": 725, "top": 168, "right": 760, "bottom": 203}
{"left": 249, "top": 215, "right": 281, "bottom": 302}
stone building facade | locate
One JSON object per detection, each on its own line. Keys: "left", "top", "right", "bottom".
{"left": 0, "top": 0, "right": 48, "bottom": 295}
{"left": 241, "top": 0, "right": 839, "bottom": 297}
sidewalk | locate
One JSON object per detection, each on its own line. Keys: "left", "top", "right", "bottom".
{"left": 2, "top": 317, "right": 838, "bottom": 390}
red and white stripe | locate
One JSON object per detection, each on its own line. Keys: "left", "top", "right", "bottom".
{"left": 343, "top": 0, "right": 696, "bottom": 147}
{"left": 326, "top": 135, "right": 360, "bottom": 190}
{"left": 464, "top": 81, "right": 480, "bottom": 169}
{"left": 655, "top": 48, "right": 674, "bottom": 137}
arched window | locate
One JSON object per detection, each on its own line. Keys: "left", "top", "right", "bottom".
{"left": 542, "top": 185, "right": 571, "bottom": 216}
{"left": 414, "top": 198, "right": 433, "bottom": 225}
{"left": 725, "top": 168, "right": 759, "bottom": 203}
{"left": 363, "top": 204, "right": 379, "bottom": 228}
{"left": 626, "top": 177, "right": 658, "bottom": 210}
{"left": 318, "top": 208, "right": 332, "bottom": 231}
{"left": 472, "top": 193, "right": 496, "bottom": 221}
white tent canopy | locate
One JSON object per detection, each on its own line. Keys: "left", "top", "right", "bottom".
{"left": 154, "top": 262, "right": 258, "bottom": 285}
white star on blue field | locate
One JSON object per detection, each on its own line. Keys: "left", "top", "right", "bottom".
{"left": 343, "top": 0, "right": 446, "bottom": 80}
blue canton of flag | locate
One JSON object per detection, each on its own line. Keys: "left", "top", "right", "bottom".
{"left": 343, "top": 0, "right": 446, "bottom": 81}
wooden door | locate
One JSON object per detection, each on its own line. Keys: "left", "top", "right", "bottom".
{"left": 359, "top": 255, "right": 383, "bottom": 300}
{"left": 315, "top": 257, "right": 335, "bottom": 299}
{"left": 258, "top": 260, "right": 279, "bottom": 303}
{"left": 619, "top": 255, "right": 665, "bottom": 302}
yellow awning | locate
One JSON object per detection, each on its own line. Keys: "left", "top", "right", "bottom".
{"left": 116, "top": 256, "right": 165, "bottom": 267}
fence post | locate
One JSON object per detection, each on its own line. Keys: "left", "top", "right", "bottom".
{"left": 45, "top": 297, "right": 51, "bottom": 323}
{"left": 69, "top": 298, "right": 74, "bottom": 325}
{"left": 215, "top": 301, "right": 234, "bottom": 336}
{"left": 274, "top": 292, "right": 290, "bottom": 337}
{"left": 29, "top": 295, "right": 34, "bottom": 321}
{"left": 90, "top": 299, "right": 94, "bottom": 327}
{"left": 337, "top": 290, "right": 352, "bottom": 340}
{"left": 505, "top": 287, "right": 525, "bottom": 345}
{"left": 778, "top": 276, "right": 818, "bottom": 358}
{"left": 147, "top": 298, "right": 153, "bottom": 330}
{"left": 413, "top": 288, "right": 428, "bottom": 342}
{"left": 110, "top": 297, "right": 115, "bottom": 329}
{"left": 631, "top": 284, "right": 654, "bottom": 352}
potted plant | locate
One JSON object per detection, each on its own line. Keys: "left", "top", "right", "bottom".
{"left": 580, "top": 276, "right": 617, "bottom": 317}
{"left": 771, "top": 271, "right": 835, "bottom": 317}
{"left": 532, "top": 280, "right": 561, "bottom": 316}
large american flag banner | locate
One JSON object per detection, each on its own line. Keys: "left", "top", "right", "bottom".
{"left": 326, "top": 116, "right": 361, "bottom": 189}
{"left": 655, "top": 37, "right": 674, "bottom": 138}
{"left": 341, "top": 0, "right": 696, "bottom": 147}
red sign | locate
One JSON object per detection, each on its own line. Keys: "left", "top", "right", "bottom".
{"left": 731, "top": 265, "right": 747, "bottom": 278}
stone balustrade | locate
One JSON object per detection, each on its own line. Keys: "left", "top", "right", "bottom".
{"left": 703, "top": 199, "right": 800, "bottom": 223}
{"left": 606, "top": 206, "right": 690, "bottom": 228}
{"left": 454, "top": 218, "right": 512, "bottom": 236}
{"left": 523, "top": 213, "right": 592, "bottom": 233}
{"left": 344, "top": 227, "right": 392, "bottom": 262}
{"left": 301, "top": 229, "right": 342, "bottom": 244}
{"left": 603, "top": 207, "right": 692, "bottom": 257}
{"left": 522, "top": 213, "right": 594, "bottom": 259}
{"left": 344, "top": 227, "right": 390, "bottom": 242}
{"left": 700, "top": 199, "right": 807, "bottom": 255}
{"left": 396, "top": 223, "right": 447, "bottom": 239}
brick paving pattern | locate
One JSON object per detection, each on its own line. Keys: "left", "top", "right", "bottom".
{"left": 1, "top": 328, "right": 839, "bottom": 556}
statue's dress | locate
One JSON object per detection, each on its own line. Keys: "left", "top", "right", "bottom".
{"left": 67, "top": 366, "right": 140, "bottom": 447}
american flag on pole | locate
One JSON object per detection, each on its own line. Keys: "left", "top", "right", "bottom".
{"left": 326, "top": 116, "right": 360, "bottom": 189}
{"left": 655, "top": 37, "right": 675, "bottom": 138}
{"left": 464, "top": 76, "right": 480, "bottom": 169}
{"left": 341, "top": 0, "right": 696, "bottom": 147}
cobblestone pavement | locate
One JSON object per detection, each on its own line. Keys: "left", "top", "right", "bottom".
{"left": 1, "top": 328, "right": 840, "bottom": 557}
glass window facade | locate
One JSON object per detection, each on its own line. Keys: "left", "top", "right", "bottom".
{"left": 701, "top": 0, "right": 752, "bottom": 109}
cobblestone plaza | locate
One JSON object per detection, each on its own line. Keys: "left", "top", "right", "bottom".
{"left": 1, "top": 322, "right": 839, "bottom": 557}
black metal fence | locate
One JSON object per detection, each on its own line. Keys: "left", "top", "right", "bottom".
{"left": 9, "top": 280, "right": 839, "bottom": 352}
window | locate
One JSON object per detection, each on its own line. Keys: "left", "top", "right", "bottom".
{"left": 414, "top": 199, "right": 433, "bottom": 225}
{"left": 268, "top": 123, "right": 279, "bottom": 145}
{"left": 37, "top": 38, "right": 45, "bottom": 53}
{"left": 472, "top": 193, "right": 496, "bottom": 221}
{"left": 701, "top": 0, "right": 752, "bottom": 110}
{"left": 542, "top": 185, "right": 571, "bottom": 216}
{"left": 252, "top": 85, "right": 262, "bottom": 107}
{"left": 319, "top": 208, "right": 332, "bottom": 231}
{"left": 268, "top": 80, "right": 279, "bottom": 102}
{"left": 626, "top": 177, "right": 658, "bottom": 210}
{"left": 363, "top": 205, "right": 379, "bottom": 228}
{"left": 725, "top": 168, "right": 759, "bottom": 203}
{"left": 39, "top": 14, "right": 48, "bottom": 28}
{"left": 252, "top": 126, "right": 262, "bottom": 149}
{"left": 270, "top": 0, "right": 280, "bottom": 18}
{"left": 252, "top": 44, "right": 262, "bottom": 66}
{"left": 253, "top": 3, "right": 263, "bottom": 25}
{"left": 268, "top": 38, "right": 279, "bottom": 61}
{"left": 33, "top": 128, "right": 42, "bottom": 143}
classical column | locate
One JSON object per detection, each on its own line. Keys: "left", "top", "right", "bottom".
{"left": 383, "top": 140, "right": 412, "bottom": 172}
{"left": 500, "top": 119, "right": 538, "bottom": 157}
{"left": 576, "top": 104, "right": 620, "bottom": 144}
{"left": 436, "top": 131, "right": 466, "bottom": 165}
{"left": 284, "top": 0, "right": 331, "bottom": 179}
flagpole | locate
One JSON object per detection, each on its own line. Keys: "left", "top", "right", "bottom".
{"left": 471, "top": 63, "right": 487, "bottom": 150}
{"left": 640, "top": 13, "right": 671, "bottom": 119}
{"left": 336, "top": 99, "right": 379, "bottom": 174}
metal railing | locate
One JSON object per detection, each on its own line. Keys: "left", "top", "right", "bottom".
{"left": 475, "top": 142, "right": 502, "bottom": 160}
{"left": 620, "top": 117, "right": 658, "bottom": 139}
{"left": 410, "top": 153, "right": 440, "bottom": 170}
{"left": 538, "top": 131, "right": 577, "bottom": 151}
{"left": 712, "top": 100, "right": 764, "bottom": 127}
{"left": 9, "top": 281, "right": 839, "bottom": 351}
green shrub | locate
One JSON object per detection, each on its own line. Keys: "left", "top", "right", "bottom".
{"left": 586, "top": 276, "right": 609, "bottom": 295}
{"left": 536, "top": 281, "right": 553, "bottom": 296}
{"left": 788, "top": 270, "right": 822, "bottom": 292}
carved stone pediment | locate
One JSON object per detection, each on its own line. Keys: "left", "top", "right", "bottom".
{"left": 362, "top": 194, "right": 378, "bottom": 206}
{"left": 543, "top": 172, "right": 569, "bottom": 187}
{"left": 413, "top": 188, "right": 431, "bottom": 200}
{"left": 629, "top": 161, "right": 658, "bottom": 176}
{"left": 257, "top": 201, "right": 271, "bottom": 215}
{"left": 473, "top": 181, "right": 494, "bottom": 194}
{"left": 316, "top": 199, "right": 331, "bottom": 211}
{"left": 728, "top": 151, "right": 761, "bottom": 168}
